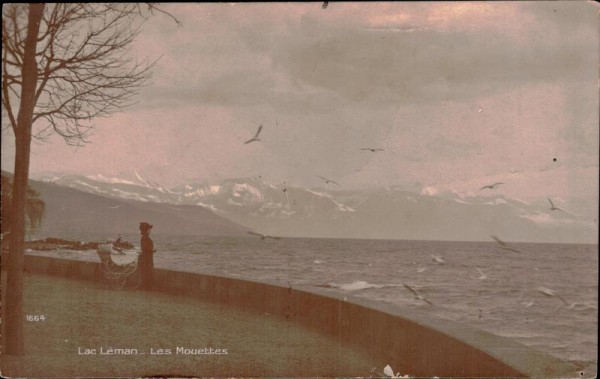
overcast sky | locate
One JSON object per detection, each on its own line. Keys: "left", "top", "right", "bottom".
{"left": 2, "top": 2, "right": 598, "bottom": 203}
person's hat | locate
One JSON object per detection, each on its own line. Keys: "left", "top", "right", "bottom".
{"left": 139, "top": 222, "right": 153, "bottom": 232}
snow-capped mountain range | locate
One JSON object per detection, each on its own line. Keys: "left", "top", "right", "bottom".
{"left": 33, "top": 173, "right": 597, "bottom": 243}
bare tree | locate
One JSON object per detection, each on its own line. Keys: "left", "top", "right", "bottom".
{"left": 1, "top": 3, "right": 178, "bottom": 355}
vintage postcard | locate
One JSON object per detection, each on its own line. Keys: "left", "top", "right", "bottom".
{"left": 1, "top": 2, "right": 598, "bottom": 378}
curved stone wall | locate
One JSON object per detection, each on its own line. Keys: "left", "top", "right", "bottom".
{"left": 23, "top": 255, "right": 578, "bottom": 378}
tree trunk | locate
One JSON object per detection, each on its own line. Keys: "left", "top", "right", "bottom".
{"left": 3, "top": 3, "right": 44, "bottom": 356}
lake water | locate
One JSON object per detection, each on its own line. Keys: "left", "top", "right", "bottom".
{"left": 27, "top": 234, "right": 598, "bottom": 367}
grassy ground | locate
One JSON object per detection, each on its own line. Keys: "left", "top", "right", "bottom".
{"left": 1, "top": 274, "right": 379, "bottom": 377}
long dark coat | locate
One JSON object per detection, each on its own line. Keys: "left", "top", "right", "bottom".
{"left": 139, "top": 233, "right": 154, "bottom": 289}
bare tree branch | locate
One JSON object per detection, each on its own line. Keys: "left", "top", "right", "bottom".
{"left": 2, "top": 3, "right": 176, "bottom": 145}
{"left": 146, "top": 3, "right": 182, "bottom": 26}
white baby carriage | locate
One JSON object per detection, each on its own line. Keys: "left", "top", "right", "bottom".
{"left": 96, "top": 242, "right": 141, "bottom": 290}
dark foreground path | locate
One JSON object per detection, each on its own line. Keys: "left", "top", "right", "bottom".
{"left": 1, "top": 274, "right": 377, "bottom": 377}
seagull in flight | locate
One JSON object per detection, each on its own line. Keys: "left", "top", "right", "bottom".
{"left": 480, "top": 182, "right": 504, "bottom": 190}
{"left": 361, "top": 148, "right": 384, "bottom": 152}
{"left": 403, "top": 283, "right": 434, "bottom": 306}
{"left": 491, "top": 235, "right": 522, "bottom": 253}
{"left": 548, "top": 198, "right": 562, "bottom": 211}
{"left": 430, "top": 254, "right": 445, "bottom": 265}
{"left": 476, "top": 267, "right": 487, "bottom": 280}
{"left": 244, "top": 125, "right": 263, "bottom": 144}
{"left": 317, "top": 175, "right": 340, "bottom": 186}
{"left": 536, "top": 286, "right": 575, "bottom": 309}
{"left": 247, "top": 231, "right": 281, "bottom": 240}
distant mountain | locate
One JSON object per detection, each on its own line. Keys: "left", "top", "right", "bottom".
{"left": 31, "top": 173, "right": 598, "bottom": 243}
{"left": 18, "top": 176, "right": 250, "bottom": 239}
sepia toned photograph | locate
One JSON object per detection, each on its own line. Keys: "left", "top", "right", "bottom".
{"left": 1, "top": 2, "right": 598, "bottom": 378}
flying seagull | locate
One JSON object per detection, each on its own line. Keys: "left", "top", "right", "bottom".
{"left": 317, "top": 175, "right": 340, "bottom": 186}
{"left": 548, "top": 198, "right": 562, "bottom": 211}
{"left": 480, "top": 182, "right": 504, "bottom": 190}
{"left": 430, "top": 254, "right": 445, "bottom": 265}
{"left": 536, "top": 286, "right": 575, "bottom": 309}
{"left": 476, "top": 267, "right": 487, "bottom": 280}
{"left": 247, "top": 231, "right": 281, "bottom": 240}
{"left": 361, "top": 148, "right": 384, "bottom": 152}
{"left": 491, "top": 235, "right": 522, "bottom": 253}
{"left": 244, "top": 125, "right": 263, "bottom": 144}
{"left": 403, "top": 283, "right": 434, "bottom": 306}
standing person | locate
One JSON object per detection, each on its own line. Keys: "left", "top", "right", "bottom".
{"left": 139, "top": 222, "right": 155, "bottom": 290}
